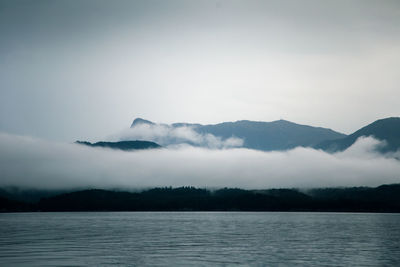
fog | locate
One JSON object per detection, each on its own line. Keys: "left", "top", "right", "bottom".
{"left": 110, "top": 123, "right": 243, "bottom": 148}
{"left": 0, "top": 132, "right": 399, "bottom": 190}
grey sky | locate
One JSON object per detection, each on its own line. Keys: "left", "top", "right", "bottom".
{"left": 1, "top": 0, "right": 400, "bottom": 142}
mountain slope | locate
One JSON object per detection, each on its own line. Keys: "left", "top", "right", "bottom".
{"left": 195, "top": 120, "right": 346, "bottom": 151}
{"left": 76, "top": 140, "right": 161, "bottom": 151}
{"left": 130, "top": 118, "right": 346, "bottom": 151}
{"left": 316, "top": 117, "right": 400, "bottom": 152}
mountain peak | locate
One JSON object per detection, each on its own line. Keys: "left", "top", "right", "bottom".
{"left": 351, "top": 117, "right": 400, "bottom": 137}
{"left": 131, "top": 118, "right": 154, "bottom": 127}
{"left": 370, "top": 117, "right": 400, "bottom": 125}
{"left": 316, "top": 116, "right": 400, "bottom": 152}
{"left": 271, "top": 119, "right": 293, "bottom": 124}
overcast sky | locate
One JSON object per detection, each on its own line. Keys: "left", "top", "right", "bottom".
{"left": 1, "top": 0, "right": 399, "bottom": 142}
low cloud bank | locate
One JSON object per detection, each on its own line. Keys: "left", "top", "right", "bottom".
{"left": 0, "top": 133, "right": 399, "bottom": 190}
{"left": 110, "top": 123, "right": 244, "bottom": 149}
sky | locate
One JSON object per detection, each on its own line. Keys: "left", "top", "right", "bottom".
{"left": 1, "top": 0, "right": 400, "bottom": 142}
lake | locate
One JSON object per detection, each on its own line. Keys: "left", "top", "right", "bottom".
{"left": 0, "top": 212, "right": 399, "bottom": 266}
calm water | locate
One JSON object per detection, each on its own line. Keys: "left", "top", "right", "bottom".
{"left": 0, "top": 212, "right": 400, "bottom": 266}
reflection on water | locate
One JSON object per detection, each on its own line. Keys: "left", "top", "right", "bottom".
{"left": 0, "top": 212, "right": 399, "bottom": 266}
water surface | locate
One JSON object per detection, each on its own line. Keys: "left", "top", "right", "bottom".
{"left": 1, "top": 212, "right": 399, "bottom": 266}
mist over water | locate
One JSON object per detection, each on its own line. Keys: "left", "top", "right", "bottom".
{"left": 0, "top": 132, "right": 399, "bottom": 190}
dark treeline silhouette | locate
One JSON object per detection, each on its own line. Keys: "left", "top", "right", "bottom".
{"left": 75, "top": 140, "right": 161, "bottom": 151}
{"left": 1, "top": 184, "right": 400, "bottom": 212}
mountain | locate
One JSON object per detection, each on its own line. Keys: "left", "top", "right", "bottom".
{"left": 131, "top": 118, "right": 155, "bottom": 127}
{"left": 75, "top": 140, "right": 161, "bottom": 151}
{"left": 130, "top": 118, "right": 346, "bottom": 151}
{"left": 316, "top": 117, "right": 400, "bottom": 152}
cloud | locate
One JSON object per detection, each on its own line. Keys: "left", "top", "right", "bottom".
{"left": 0, "top": 133, "right": 399, "bottom": 190}
{"left": 110, "top": 123, "right": 244, "bottom": 149}
{"left": 334, "top": 136, "right": 387, "bottom": 159}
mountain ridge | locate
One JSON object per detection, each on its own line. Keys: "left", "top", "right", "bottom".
{"left": 130, "top": 118, "right": 347, "bottom": 151}
{"left": 315, "top": 117, "right": 400, "bottom": 152}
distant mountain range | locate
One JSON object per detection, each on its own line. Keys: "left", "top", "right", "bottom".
{"left": 131, "top": 118, "right": 346, "bottom": 151}
{"left": 76, "top": 117, "right": 400, "bottom": 153}
{"left": 75, "top": 140, "right": 161, "bottom": 151}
